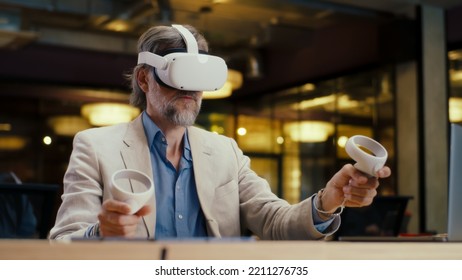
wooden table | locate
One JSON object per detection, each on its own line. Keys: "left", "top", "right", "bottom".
{"left": 1, "top": 240, "right": 461, "bottom": 260}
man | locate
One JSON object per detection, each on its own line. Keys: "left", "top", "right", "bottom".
{"left": 0, "top": 172, "right": 37, "bottom": 238}
{"left": 49, "top": 24, "right": 391, "bottom": 240}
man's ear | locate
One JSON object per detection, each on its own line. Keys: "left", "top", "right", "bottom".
{"left": 136, "top": 68, "right": 150, "bottom": 93}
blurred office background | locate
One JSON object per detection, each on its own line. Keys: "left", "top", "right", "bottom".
{"left": 0, "top": 0, "right": 461, "bottom": 236}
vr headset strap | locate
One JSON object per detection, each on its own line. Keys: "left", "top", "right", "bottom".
{"left": 172, "top": 24, "right": 199, "bottom": 54}
{"left": 137, "top": 52, "right": 168, "bottom": 70}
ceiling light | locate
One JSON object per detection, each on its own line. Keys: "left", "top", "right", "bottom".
{"left": 48, "top": 115, "right": 91, "bottom": 136}
{"left": 293, "top": 94, "right": 360, "bottom": 111}
{"left": 81, "top": 103, "right": 140, "bottom": 126}
{"left": 301, "top": 83, "right": 316, "bottom": 91}
{"left": 294, "top": 95, "right": 336, "bottom": 110}
{"left": 285, "top": 121, "right": 334, "bottom": 143}
{"left": 448, "top": 50, "right": 462, "bottom": 61}
{"left": 450, "top": 70, "right": 462, "bottom": 82}
{"left": 105, "top": 20, "right": 131, "bottom": 32}
{"left": 203, "top": 69, "right": 243, "bottom": 99}
{"left": 0, "top": 136, "right": 27, "bottom": 151}
{"left": 0, "top": 123, "right": 11, "bottom": 131}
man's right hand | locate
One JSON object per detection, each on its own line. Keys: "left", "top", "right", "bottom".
{"left": 97, "top": 199, "right": 151, "bottom": 237}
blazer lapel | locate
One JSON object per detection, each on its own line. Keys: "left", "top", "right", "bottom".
{"left": 187, "top": 126, "right": 220, "bottom": 237}
{"left": 120, "top": 115, "right": 156, "bottom": 238}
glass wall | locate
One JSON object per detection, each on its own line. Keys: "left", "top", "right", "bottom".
{"left": 198, "top": 66, "right": 397, "bottom": 204}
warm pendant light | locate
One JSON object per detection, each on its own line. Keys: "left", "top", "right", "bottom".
{"left": 48, "top": 115, "right": 91, "bottom": 136}
{"left": 286, "top": 121, "right": 334, "bottom": 143}
{"left": 81, "top": 103, "right": 140, "bottom": 126}
{"left": 0, "top": 136, "right": 27, "bottom": 151}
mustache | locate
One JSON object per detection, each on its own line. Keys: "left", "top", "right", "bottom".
{"left": 175, "top": 91, "right": 199, "bottom": 100}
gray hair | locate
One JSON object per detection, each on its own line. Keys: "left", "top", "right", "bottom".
{"left": 128, "top": 25, "right": 209, "bottom": 110}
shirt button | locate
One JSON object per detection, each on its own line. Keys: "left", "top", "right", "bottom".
{"left": 178, "top": 214, "right": 183, "bottom": 219}
{"left": 161, "top": 137, "right": 166, "bottom": 142}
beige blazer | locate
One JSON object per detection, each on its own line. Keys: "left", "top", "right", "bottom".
{"left": 50, "top": 115, "right": 338, "bottom": 240}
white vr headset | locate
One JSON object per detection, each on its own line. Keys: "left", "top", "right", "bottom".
{"left": 137, "top": 24, "right": 228, "bottom": 91}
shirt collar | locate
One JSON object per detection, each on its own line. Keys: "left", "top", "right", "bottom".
{"left": 142, "top": 111, "right": 161, "bottom": 147}
{"left": 141, "top": 111, "right": 192, "bottom": 162}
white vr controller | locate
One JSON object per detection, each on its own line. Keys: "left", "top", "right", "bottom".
{"left": 344, "top": 135, "right": 388, "bottom": 177}
{"left": 111, "top": 169, "right": 154, "bottom": 214}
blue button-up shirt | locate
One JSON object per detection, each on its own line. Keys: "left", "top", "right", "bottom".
{"left": 142, "top": 112, "right": 207, "bottom": 239}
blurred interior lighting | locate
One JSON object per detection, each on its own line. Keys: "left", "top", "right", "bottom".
{"left": 286, "top": 121, "right": 334, "bottom": 142}
{"left": 293, "top": 94, "right": 359, "bottom": 111}
{"left": 48, "top": 115, "right": 91, "bottom": 136}
{"left": 337, "top": 135, "right": 349, "bottom": 148}
{"left": 450, "top": 97, "right": 462, "bottom": 123}
{"left": 203, "top": 69, "right": 243, "bottom": 99}
{"left": 81, "top": 103, "right": 140, "bottom": 126}
{"left": 301, "top": 83, "right": 316, "bottom": 91}
{"left": 450, "top": 70, "right": 462, "bottom": 82}
{"left": 0, "top": 123, "right": 12, "bottom": 131}
{"left": 237, "top": 127, "right": 247, "bottom": 136}
{"left": 105, "top": 20, "right": 130, "bottom": 32}
{"left": 43, "top": 136, "right": 52, "bottom": 145}
{"left": 0, "top": 136, "right": 27, "bottom": 151}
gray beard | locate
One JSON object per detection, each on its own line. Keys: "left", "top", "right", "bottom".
{"left": 156, "top": 94, "right": 201, "bottom": 127}
{"left": 165, "top": 104, "right": 200, "bottom": 126}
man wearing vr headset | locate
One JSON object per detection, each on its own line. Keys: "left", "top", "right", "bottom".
{"left": 50, "top": 24, "right": 390, "bottom": 240}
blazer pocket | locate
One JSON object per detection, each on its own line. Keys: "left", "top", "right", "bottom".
{"left": 214, "top": 179, "right": 238, "bottom": 199}
{"left": 212, "top": 180, "right": 240, "bottom": 236}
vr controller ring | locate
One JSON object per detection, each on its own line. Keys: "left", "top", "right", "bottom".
{"left": 344, "top": 135, "right": 388, "bottom": 177}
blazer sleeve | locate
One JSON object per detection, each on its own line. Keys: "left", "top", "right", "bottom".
{"left": 232, "top": 138, "right": 340, "bottom": 240}
{"left": 49, "top": 130, "right": 105, "bottom": 240}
